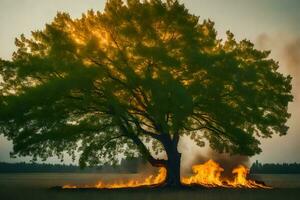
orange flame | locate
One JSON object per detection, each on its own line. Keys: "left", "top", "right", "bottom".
{"left": 63, "top": 159, "right": 271, "bottom": 189}
{"left": 181, "top": 159, "right": 224, "bottom": 187}
{"left": 63, "top": 167, "right": 166, "bottom": 189}
{"left": 182, "top": 159, "right": 271, "bottom": 188}
{"left": 229, "top": 165, "right": 271, "bottom": 188}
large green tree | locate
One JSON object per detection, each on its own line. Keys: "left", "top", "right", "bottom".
{"left": 0, "top": 0, "right": 293, "bottom": 186}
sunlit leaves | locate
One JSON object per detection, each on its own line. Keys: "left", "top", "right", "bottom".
{"left": 0, "top": 0, "right": 293, "bottom": 166}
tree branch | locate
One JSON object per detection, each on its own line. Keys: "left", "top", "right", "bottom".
{"left": 117, "top": 116, "right": 167, "bottom": 167}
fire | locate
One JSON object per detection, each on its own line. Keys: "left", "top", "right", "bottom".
{"left": 63, "top": 167, "right": 166, "bottom": 189}
{"left": 182, "top": 159, "right": 271, "bottom": 188}
{"left": 181, "top": 159, "right": 224, "bottom": 187}
{"left": 230, "top": 165, "right": 271, "bottom": 188}
{"left": 63, "top": 159, "right": 271, "bottom": 189}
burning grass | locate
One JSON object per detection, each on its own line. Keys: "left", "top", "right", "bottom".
{"left": 62, "top": 159, "right": 271, "bottom": 190}
{"left": 181, "top": 160, "right": 270, "bottom": 188}
{"left": 63, "top": 167, "right": 167, "bottom": 189}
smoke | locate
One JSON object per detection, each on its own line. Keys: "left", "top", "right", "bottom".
{"left": 255, "top": 33, "right": 300, "bottom": 100}
{"left": 254, "top": 34, "right": 300, "bottom": 163}
{"left": 283, "top": 38, "right": 300, "bottom": 71}
{"left": 283, "top": 37, "right": 300, "bottom": 101}
{"left": 178, "top": 136, "right": 249, "bottom": 178}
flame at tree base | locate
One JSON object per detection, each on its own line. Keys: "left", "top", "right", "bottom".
{"left": 181, "top": 160, "right": 271, "bottom": 189}
{"left": 63, "top": 159, "right": 271, "bottom": 189}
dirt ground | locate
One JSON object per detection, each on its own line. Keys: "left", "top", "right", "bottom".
{"left": 1, "top": 186, "right": 300, "bottom": 200}
{"left": 1, "top": 173, "right": 299, "bottom": 200}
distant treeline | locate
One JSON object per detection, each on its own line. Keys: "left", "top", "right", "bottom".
{"left": 0, "top": 158, "right": 143, "bottom": 173}
{"left": 0, "top": 162, "right": 82, "bottom": 173}
{"left": 2, "top": 160, "right": 300, "bottom": 174}
{"left": 250, "top": 161, "right": 300, "bottom": 174}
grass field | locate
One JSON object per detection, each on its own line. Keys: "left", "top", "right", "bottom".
{"left": 1, "top": 173, "right": 299, "bottom": 200}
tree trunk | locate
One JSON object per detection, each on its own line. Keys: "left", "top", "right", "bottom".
{"left": 162, "top": 133, "right": 182, "bottom": 187}
{"left": 165, "top": 149, "right": 182, "bottom": 187}
{"left": 124, "top": 122, "right": 182, "bottom": 187}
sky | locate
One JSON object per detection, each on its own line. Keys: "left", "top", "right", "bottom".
{"left": 0, "top": 0, "right": 300, "bottom": 164}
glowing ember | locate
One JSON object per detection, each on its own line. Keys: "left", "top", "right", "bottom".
{"left": 63, "top": 167, "right": 166, "bottom": 189}
{"left": 63, "top": 159, "right": 271, "bottom": 189}
{"left": 182, "top": 159, "right": 271, "bottom": 188}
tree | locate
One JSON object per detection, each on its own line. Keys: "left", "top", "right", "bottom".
{"left": 0, "top": 0, "right": 293, "bottom": 187}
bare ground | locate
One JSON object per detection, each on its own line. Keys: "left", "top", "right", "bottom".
{"left": 1, "top": 185, "right": 300, "bottom": 200}
{"left": 1, "top": 173, "right": 299, "bottom": 200}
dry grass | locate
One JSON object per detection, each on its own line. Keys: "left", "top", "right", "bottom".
{"left": 1, "top": 173, "right": 300, "bottom": 200}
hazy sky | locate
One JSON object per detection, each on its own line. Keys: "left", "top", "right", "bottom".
{"left": 0, "top": 0, "right": 300, "bottom": 164}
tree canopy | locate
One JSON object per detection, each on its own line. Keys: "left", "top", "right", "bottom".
{"left": 0, "top": 0, "right": 293, "bottom": 171}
